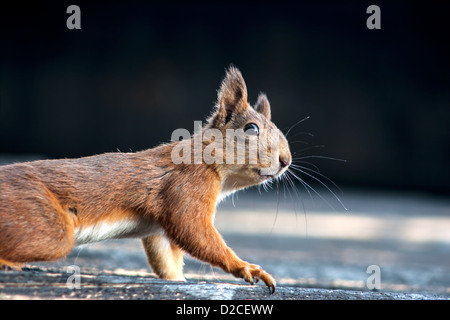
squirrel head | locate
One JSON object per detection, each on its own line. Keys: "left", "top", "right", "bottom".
{"left": 204, "top": 66, "right": 292, "bottom": 192}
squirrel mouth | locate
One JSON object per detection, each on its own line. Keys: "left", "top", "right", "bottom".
{"left": 259, "top": 173, "right": 274, "bottom": 180}
{"left": 256, "top": 165, "right": 288, "bottom": 180}
{"left": 256, "top": 169, "right": 276, "bottom": 180}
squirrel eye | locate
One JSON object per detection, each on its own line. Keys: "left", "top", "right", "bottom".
{"left": 244, "top": 123, "right": 259, "bottom": 136}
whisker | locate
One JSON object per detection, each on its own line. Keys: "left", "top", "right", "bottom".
{"left": 231, "top": 181, "right": 238, "bottom": 207}
{"left": 293, "top": 155, "right": 347, "bottom": 163}
{"left": 286, "top": 169, "right": 313, "bottom": 206}
{"left": 270, "top": 178, "right": 281, "bottom": 235}
{"left": 292, "top": 145, "right": 326, "bottom": 155}
{"left": 287, "top": 131, "right": 315, "bottom": 140}
{"left": 289, "top": 140, "right": 310, "bottom": 145}
{"left": 290, "top": 163, "right": 344, "bottom": 195}
{"left": 291, "top": 160, "right": 321, "bottom": 173}
{"left": 288, "top": 166, "right": 347, "bottom": 211}
{"left": 284, "top": 116, "right": 311, "bottom": 138}
{"left": 282, "top": 175, "right": 288, "bottom": 201}
{"left": 287, "top": 168, "right": 339, "bottom": 211}
{"left": 285, "top": 171, "right": 309, "bottom": 218}
{"left": 283, "top": 172, "right": 300, "bottom": 227}
{"left": 283, "top": 171, "right": 308, "bottom": 236}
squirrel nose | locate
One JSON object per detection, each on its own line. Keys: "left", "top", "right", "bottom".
{"left": 279, "top": 156, "right": 290, "bottom": 168}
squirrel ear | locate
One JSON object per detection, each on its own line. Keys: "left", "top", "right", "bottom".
{"left": 254, "top": 93, "right": 271, "bottom": 121}
{"left": 217, "top": 66, "right": 248, "bottom": 116}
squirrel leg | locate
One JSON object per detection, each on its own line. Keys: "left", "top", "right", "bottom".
{"left": 0, "top": 184, "right": 75, "bottom": 264}
{"left": 142, "top": 233, "right": 185, "bottom": 281}
{"left": 164, "top": 218, "right": 276, "bottom": 293}
{"left": 0, "top": 258, "right": 23, "bottom": 271}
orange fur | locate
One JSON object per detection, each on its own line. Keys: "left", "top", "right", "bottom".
{"left": 0, "top": 67, "right": 291, "bottom": 292}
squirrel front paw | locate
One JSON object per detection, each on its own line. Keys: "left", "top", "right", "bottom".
{"left": 233, "top": 263, "right": 276, "bottom": 294}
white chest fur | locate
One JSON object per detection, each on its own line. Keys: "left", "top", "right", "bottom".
{"left": 74, "top": 218, "right": 162, "bottom": 246}
{"left": 217, "top": 189, "right": 236, "bottom": 205}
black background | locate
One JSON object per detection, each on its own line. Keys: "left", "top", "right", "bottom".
{"left": 1, "top": 1, "right": 449, "bottom": 194}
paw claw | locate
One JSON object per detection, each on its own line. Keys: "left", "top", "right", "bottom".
{"left": 269, "top": 284, "right": 276, "bottom": 294}
{"left": 235, "top": 263, "right": 276, "bottom": 293}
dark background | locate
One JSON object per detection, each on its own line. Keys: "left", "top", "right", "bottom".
{"left": 1, "top": 1, "right": 449, "bottom": 194}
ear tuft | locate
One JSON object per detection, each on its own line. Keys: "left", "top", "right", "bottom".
{"left": 217, "top": 65, "right": 248, "bottom": 114}
{"left": 254, "top": 93, "right": 271, "bottom": 121}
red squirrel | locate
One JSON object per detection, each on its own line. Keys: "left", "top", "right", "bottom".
{"left": 0, "top": 66, "right": 291, "bottom": 293}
